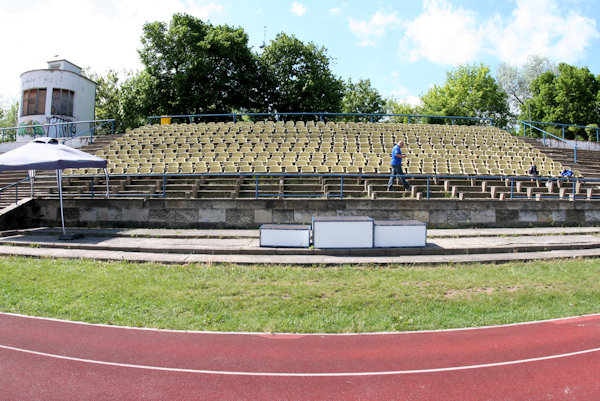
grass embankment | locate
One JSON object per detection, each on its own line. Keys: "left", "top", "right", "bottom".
{"left": 0, "top": 256, "right": 598, "bottom": 333}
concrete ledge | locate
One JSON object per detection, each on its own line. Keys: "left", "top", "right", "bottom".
{"left": 4, "top": 197, "right": 600, "bottom": 231}
{"left": 1, "top": 226, "right": 600, "bottom": 265}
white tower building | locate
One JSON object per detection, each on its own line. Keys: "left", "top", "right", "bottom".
{"left": 18, "top": 60, "right": 96, "bottom": 140}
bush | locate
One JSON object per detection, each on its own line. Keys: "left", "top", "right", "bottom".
{"left": 585, "top": 124, "right": 599, "bottom": 141}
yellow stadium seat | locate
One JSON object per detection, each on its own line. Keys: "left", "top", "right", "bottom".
{"left": 361, "top": 165, "right": 376, "bottom": 174}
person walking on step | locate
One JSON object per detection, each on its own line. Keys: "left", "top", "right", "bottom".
{"left": 387, "top": 140, "right": 411, "bottom": 191}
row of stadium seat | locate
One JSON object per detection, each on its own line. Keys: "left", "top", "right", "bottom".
{"left": 63, "top": 121, "right": 580, "bottom": 178}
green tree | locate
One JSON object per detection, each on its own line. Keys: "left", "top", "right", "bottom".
{"left": 384, "top": 97, "right": 422, "bottom": 123}
{"left": 86, "top": 69, "right": 150, "bottom": 133}
{"left": 496, "top": 55, "right": 557, "bottom": 118}
{"left": 120, "top": 70, "right": 159, "bottom": 128}
{"left": 139, "top": 13, "right": 267, "bottom": 116}
{"left": 341, "top": 78, "right": 385, "bottom": 121}
{"left": 0, "top": 101, "right": 18, "bottom": 141}
{"left": 420, "top": 63, "right": 510, "bottom": 128}
{"left": 523, "top": 63, "right": 600, "bottom": 139}
{"left": 260, "top": 33, "right": 344, "bottom": 115}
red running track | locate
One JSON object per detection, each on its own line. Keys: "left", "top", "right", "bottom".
{"left": 1, "top": 312, "right": 599, "bottom": 400}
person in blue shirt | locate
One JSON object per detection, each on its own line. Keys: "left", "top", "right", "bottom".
{"left": 560, "top": 168, "right": 573, "bottom": 177}
{"left": 387, "top": 140, "right": 411, "bottom": 191}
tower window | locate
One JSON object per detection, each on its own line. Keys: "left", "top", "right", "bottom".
{"left": 51, "top": 89, "right": 74, "bottom": 116}
{"left": 22, "top": 88, "right": 47, "bottom": 116}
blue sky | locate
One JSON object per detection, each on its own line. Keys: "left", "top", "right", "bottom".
{"left": 1, "top": 0, "right": 599, "bottom": 108}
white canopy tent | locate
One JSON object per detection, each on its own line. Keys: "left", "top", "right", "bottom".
{"left": 0, "top": 137, "right": 108, "bottom": 238}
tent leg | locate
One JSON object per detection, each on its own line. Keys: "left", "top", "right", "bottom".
{"left": 57, "top": 169, "right": 82, "bottom": 241}
{"left": 29, "top": 170, "right": 35, "bottom": 198}
{"left": 105, "top": 168, "right": 109, "bottom": 198}
{"left": 57, "top": 169, "right": 66, "bottom": 235}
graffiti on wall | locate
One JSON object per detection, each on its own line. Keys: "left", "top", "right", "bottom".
{"left": 46, "top": 115, "right": 75, "bottom": 138}
{"left": 18, "top": 120, "right": 45, "bottom": 138}
{"left": 18, "top": 115, "right": 76, "bottom": 139}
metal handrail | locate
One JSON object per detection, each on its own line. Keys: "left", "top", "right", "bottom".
{"left": 521, "top": 121, "right": 578, "bottom": 164}
{"left": 0, "top": 176, "right": 31, "bottom": 204}
{"left": 521, "top": 120, "right": 600, "bottom": 142}
{"left": 0, "top": 119, "right": 116, "bottom": 143}
{"left": 148, "top": 112, "right": 495, "bottom": 126}
{"left": 71, "top": 119, "right": 116, "bottom": 144}
{"left": 24, "top": 172, "right": 600, "bottom": 202}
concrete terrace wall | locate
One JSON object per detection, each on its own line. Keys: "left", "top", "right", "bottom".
{"left": 15, "top": 198, "right": 600, "bottom": 230}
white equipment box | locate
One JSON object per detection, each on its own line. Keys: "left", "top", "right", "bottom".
{"left": 259, "top": 224, "right": 311, "bottom": 248}
{"left": 374, "top": 220, "right": 427, "bottom": 248}
{"left": 312, "top": 216, "right": 374, "bottom": 248}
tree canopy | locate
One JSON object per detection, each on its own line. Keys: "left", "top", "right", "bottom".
{"left": 341, "top": 78, "right": 385, "bottom": 121}
{"left": 496, "top": 55, "right": 557, "bottom": 117}
{"left": 421, "top": 64, "right": 510, "bottom": 127}
{"left": 81, "top": 12, "right": 600, "bottom": 137}
{"left": 260, "top": 33, "right": 344, "bottom": 114}
{"left": 523, "top": 63, "right": 600, "bottom": 139}
{"left": 0, "top": 101, "right": 18, "bottom": 141}
{"left": 138, "top": 13, "right": 265, "bottom": 116}
{"left": 85, "top": 69, "right": 151, "bottom": 132}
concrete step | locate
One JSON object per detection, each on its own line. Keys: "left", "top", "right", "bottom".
{"left": 521, "top": 137, "right": 600, "bottom": 178}
{"left": 2, "top": 227, "right": 600, "bottom": 261}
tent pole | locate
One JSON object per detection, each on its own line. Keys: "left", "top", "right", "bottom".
{"left": 29, "top": 170, "right": 35, "bottom": 198}
{"left": 57, "top": 169, "right": 66, "bottom": 235}
{"left": 104, "top": 168, "right": 109, "bottom": 198}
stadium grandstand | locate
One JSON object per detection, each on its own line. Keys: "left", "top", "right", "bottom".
{"left": 1, "top": 114, "right": 600, "bottom": 229}
{"left": 60, "top": 118, "right": 589, "bottom": 199}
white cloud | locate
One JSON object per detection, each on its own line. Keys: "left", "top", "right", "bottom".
{"left": 397, "top": 0, "right": 598, "bottom": 66}
{"left": 291, "top": 2, "right": 307, "bottom": 17}
{"left": 329, "top": 2, "right": 348, "bottom": 17}
{"left": 0, "top": 0, "right": 223, "bottom": 100}
{"left": 389, "top": 85, "right": 422, "bottom": 107}
{"left": 399, "top": 0, "right": 482, "bottom": 64}
{"left": 348, "top": 10, "right": 401, "bottom": 47}
{"left": 485, "top": 0, "right": 598, "bottom": 64}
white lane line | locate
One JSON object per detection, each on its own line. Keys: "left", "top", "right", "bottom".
{"left": 1, "top": 344, "right": 599, "bottom": 377}
{"left": 2, "top": 311, "right": 599, "bottom": 336}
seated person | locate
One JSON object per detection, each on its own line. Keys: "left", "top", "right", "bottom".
{"left": 527, "top": 165, "right": 539, "bottom": 176}
{"left": 560, "top": 168, "right": 573, "bottom": 178}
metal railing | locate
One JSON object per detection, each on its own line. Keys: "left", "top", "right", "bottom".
{"left": 0, "top": 119, "right": 116, "bottom": 144}
{"left": 0, "top": 176, "right": 32, "bottom": 205}
{"left": 148, "top": 112, "right": 495, "bottom": 126}
{"left": 521, "top": 121, "right": 578, "bottom": 164}
{"left": 521, "top": 120, "right": 600, "bottom": 142}
{"left": 7, "top": 172, "right": 596, "bottom": 203}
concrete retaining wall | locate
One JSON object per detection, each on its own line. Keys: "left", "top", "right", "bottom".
{"left": 10, "top": 197, "right": 600, "bottom": 230}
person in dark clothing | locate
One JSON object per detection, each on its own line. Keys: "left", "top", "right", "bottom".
{"left": 528, "top": 165, "right": 539, "bottom": 176}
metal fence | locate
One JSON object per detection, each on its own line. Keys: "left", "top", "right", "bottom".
{"left": 0, "top": 177, "right": 32, "bottom": 205}
{"left": 148, "top": 112, "right": 495, "bottom": 126}
{"left": 3, "top": 173, "right": 596, "bottom": 203}
{"left": 521, "top": 121, "right": 579, "bottom": 163}
{"left": 0, "top": 119, "right": 116, "bottom": 144}
{"left": 521, "top": 120, "right": 600, "bottom": 142}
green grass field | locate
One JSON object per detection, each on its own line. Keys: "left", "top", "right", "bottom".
{"left": 1, "top": 256, "right": 599, "bottom": 333}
